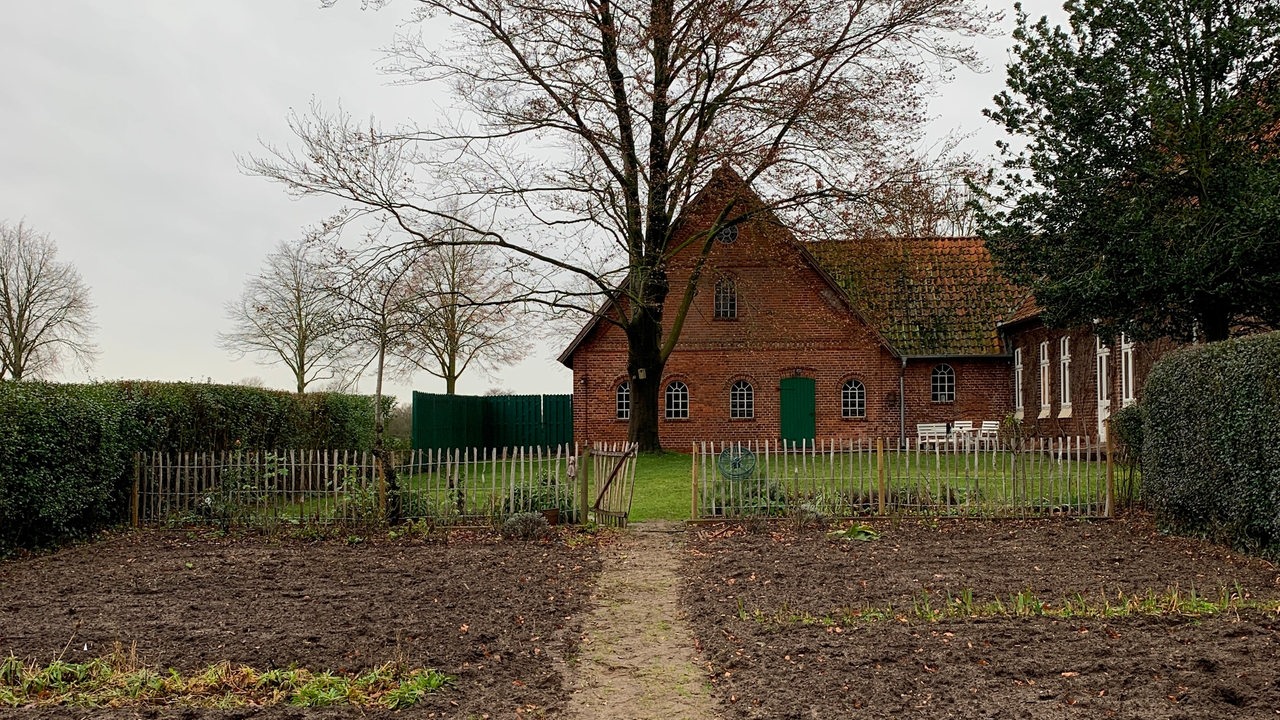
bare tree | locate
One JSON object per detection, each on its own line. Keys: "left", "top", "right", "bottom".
{"left": 326, "top": 242, "right": 441, "bottom": 521}
{"left": 843, "top": 153, "right": 989, "bottom": 237}
{"left": 249, "top": 0, "right": 995, "bottom": 449}
{"left": 219, "top": 238, "right": 349, "bottom": 393}
{"left": 407, "top": 217, "right": 528, "bottom": 394}
{"left": 0, "top": 221, "right": 97, "bottom": 381}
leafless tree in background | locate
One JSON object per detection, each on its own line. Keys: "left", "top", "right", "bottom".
{"left": 325, "top": 241, "right": 442, "bottom": 521}
{"left": 0, "top": 221, "right": 97, "bottom": 381}
{"left": 251, "top": 0, "right": 996, "bottom": 449}
{"left": 406, "top": 216, "right": 528, "bottom": 394}
{"left": 843, "top": 152, "right": 989, "bottom": 238}
{"left": 219, "top": 238, "right": 350, "bottom": 393}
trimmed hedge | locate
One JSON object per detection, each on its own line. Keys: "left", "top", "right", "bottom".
{"left": 1142, "top": 331, "right": 1280, "bottom": 556}
{"left": 0, "top": 381, "right": 392, "bottom": 553}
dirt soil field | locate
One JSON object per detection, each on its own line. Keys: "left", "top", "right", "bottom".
{"left": 683, "top": 515, "right": 1280, "bottom": 719}
{"left": 0, "top": 528, "right": 603, "bottom": 719}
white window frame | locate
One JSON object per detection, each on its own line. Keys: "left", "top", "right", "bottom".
{"left": 1096, "top": 337, "right": 1111, "bottom": 440}
{"left": 1038, "top": 340, "right": 1051, "bottom": 418}
{"left": 931, "top": 364, "right": 955, "bottom": 403}
{"left": 615, "top": 381, "right": 630, "bottom": 420}
{"left": 1120, "top": 333, "right": 1136, "bottom": 407}
{"left": 713, "top": 278, "right": 737, "bottom": 320}
{"left": 1013, "top": 348, "right": 1024, "bottom": 418}
{"left": 841, "top": 378, "right": 866, "bottom": 418}
{"left": 664, "top": 381, "right": 689, "bottom": 420}
{"left": 729, "top": 379, "right": 753, "bottom": 419}
{"left": 1058, "top": 336, "right": 1072, "bottom": 417}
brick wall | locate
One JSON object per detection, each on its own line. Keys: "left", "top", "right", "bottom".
{"left": 1005, "top": 321, "right": 1179, "bottom": 438}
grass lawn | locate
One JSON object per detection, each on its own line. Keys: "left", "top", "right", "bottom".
{"left": 628, "top": 451, "right": 693, "bottom": 521}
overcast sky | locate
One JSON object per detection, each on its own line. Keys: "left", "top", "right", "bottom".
{"left": 0, "top": 0, "right": 1063, "bottom": 405}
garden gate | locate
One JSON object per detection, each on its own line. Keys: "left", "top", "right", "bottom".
{"left": 585, "top": 442, "right": 639, "bottom": 527}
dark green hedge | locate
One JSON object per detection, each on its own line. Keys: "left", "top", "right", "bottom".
{"left": 1142, "top": 331, "right": 1280, "bottom": 556}
{"left": 120, "top": 382, "right": 388, "bottom": 452}
{"left": 0, "top": 384, "right": 134, "bottom": 550}
{"left": 0, "top": 381, "right": 392, "bottom": 553}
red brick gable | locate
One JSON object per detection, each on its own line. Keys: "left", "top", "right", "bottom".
{"left": 559, "top": 166, "right": 897, "bottom": 366}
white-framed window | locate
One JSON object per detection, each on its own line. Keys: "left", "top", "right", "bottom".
{"left": 1013, "top": 347, "right": 1024, "bottom": 415}
{"left": 729, "top": 379, "right": 753, "bottom": 419}
{"left": 713, "top": 278, "right": 737, "bottom": 319}
{"left": 615, "top": 381, "right": 630, "bottom": 420}
{"left": 1039, "top": 340, "right": 1050, "bottom": 416}
{"left": 664, "top": 381, "right": 689, "bottom": 420}
{"left": 841, "top": 378, "right": 866, "bottom": 418}
{"left": 1096, "top": 337, "right": 1111, "bottom": 439}
{"left": 1059, "top": 336, "right": 1072, "bottom": 413}
{"left": 1120, "top": 333, "right": 1136, "bottom": 407}
{"left": 931, "top": 364, "right": 955, "bottom": 403}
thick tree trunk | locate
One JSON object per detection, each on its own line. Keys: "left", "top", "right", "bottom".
{"left": 625, "top": 276, "right": 668, "bottom": 452}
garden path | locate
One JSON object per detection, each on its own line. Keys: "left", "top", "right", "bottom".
{"left": 564, "top": 520, "right": 719, "bottom": 720}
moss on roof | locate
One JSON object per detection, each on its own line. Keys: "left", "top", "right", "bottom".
{"left": 807, "top": 237, "right": 1024, "bottom": 357}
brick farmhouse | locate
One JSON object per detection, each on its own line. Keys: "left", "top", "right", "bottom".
{"left": 558, "top": 168, "right": 1163, "bottom": 448}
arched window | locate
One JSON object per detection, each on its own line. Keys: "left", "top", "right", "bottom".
{"left": 841, "top": 378, "right": 866, "bottom": 418}
{"left": 616, "top": 382, "right": 630, "bottom": 420}
{"left": 729, "top": 379, "right": 753, "bottom": 419}
{"left": 931, "top": 364, "right": 955, "bottom": 403}
{"left": 664, "top": 381, "right": 689, "bottom": 419}
{"left": 713, "top": 278, "right": 737, "bottom": 319}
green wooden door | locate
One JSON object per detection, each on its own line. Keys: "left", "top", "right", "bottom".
{"left": 779, "top": 377, "right": 816, "bottom": 445}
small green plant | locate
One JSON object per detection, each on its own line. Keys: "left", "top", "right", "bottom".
{"left": 192, "top": 449, "right": 290, "bottom": 531}
{"left": 827, "top": 522, "right": 881, "bottom": 542}
{"left": 382, "top": 670, "right": 451, "bottom": 709}
{"left": 502, "top": 472, "right": 575, "bottom": 519}
{"left": 334, "top": 464, "right": 382, "bottom": 525}
{"left": 501, "top": 511, "right": 552, "bottom": 540}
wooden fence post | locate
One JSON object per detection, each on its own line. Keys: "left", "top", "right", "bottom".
{"left": 377, "top": 451, "right": 388, "bottom": 521}
{"left": 877, "top": 438, "right": 886, "bottom": 516}
{"left": 578, "top": 444, "right": 591, "bottom": 525}
{"left": 131, "top": 453, "right": 141, "bottom": 528}
{"left": 1105, "top": 419, "right": 1115, "bottom": 518}
{"left": 690, "top": 442, "right": 697, "bottom": 520}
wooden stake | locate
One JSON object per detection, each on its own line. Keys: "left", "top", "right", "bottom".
{"left": 131, "top": 453, "right": 141, "bottom": 528}
{"left": 877, "top": 437, "right": 886, "bottom": 515}
{"left": 690, "top": 442, "right": 697, "bottom": 520}
{"left": 1105, "top": 419, "right": 1115, "bottom": 518}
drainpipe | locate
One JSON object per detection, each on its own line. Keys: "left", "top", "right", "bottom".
{"left": 898, "top": 357, "right": 907, "bottom": 446}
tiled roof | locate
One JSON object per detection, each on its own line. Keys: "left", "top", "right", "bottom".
{"left": 806, "top": 237, "right": 1025, "bottom": 356}
{"left": 1000, "top": 291, "right": 1043, "bottom": 327}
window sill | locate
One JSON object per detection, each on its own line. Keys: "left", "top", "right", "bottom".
{"left": 728, "top": 416, "right": 756, "bottom": 422}
{"left": 840, "top": 416, "right": 868, "bottom": 422}
{"left": 931, "top": 399, "right": 955, "bottom": 405}
{"left": 1122, "top": 398, "right": 1136, "bottom": 408}
{"left": 1014, "top": 409, "right": 1024, "bottom": 421}
{"left": 713, "top": 316, "right": 739, "bottom": 322}
{"left": 1037, "top": 407, "right": 1050, "bottom": 419}
{"left": 614, "top": 417, "right": 629, "bottom": 422}
{"left": 663, "top": 417, "right": 691, "bottom": 422}
{"left": 1058, "top": 405, "right": 1073, "bottom": 419}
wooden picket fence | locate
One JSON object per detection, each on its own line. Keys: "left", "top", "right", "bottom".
{"left": 692, "top": 435, "right": 1116, "bottom": 520}
{"left": 132, "top": 442, "right": 640, "bottom": 529}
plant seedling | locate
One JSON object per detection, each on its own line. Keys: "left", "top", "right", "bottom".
{"left": 828, "top": 523, "right": 881, "bottom": 542}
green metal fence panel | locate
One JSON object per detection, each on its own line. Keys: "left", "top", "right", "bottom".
{"left": 542, "top": 394, "right": 573, "bottom": 447}
{"left": 411, "top": 392, "right": 484, "bottom": 450}
{"left": 484, "top": 394, "right": 543, "bottom": 448}
{"left": 412, "top": 392, "right": 573, "bottom": 450}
